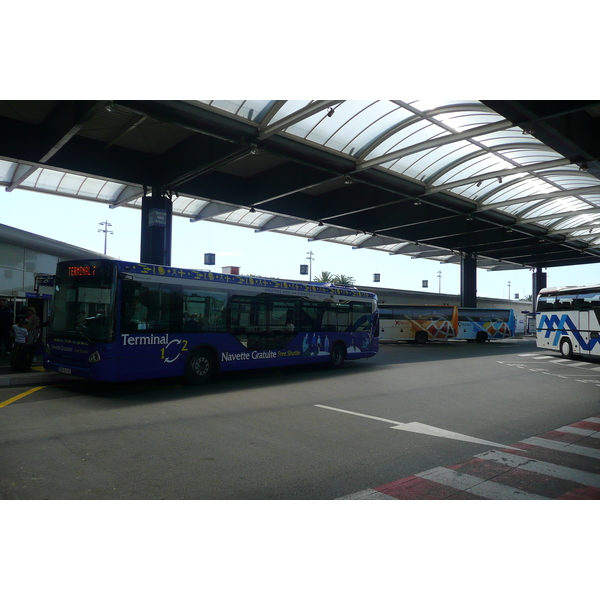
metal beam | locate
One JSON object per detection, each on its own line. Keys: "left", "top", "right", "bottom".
{"left": 426, "top": 158, "right": 571, "bottom": 195}
{"left": 109, "top": 185, "right": 144, "bottom": 208}
{"left": 356, "top": 119, "right": 513, "bottom": 171}
{"left": 309, "top": 226, "right": 353, "bottom": 241}
{"left": 189, "top": 201, "right": 238, "bottom": 222}
{"left": 254, "top": 215, "right": 305, "bottom": 232}
{"left": 257, "top": 101, "right": 342, "bottom": 140}
{"left": 476, "top": 184, "right": 600, "bottom": 213}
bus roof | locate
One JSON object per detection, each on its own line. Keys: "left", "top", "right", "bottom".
{"left": 538, "top": 284, "right": 600, "bottom": 295}
{"left": 72, "top": 259, "right": 378, "bottom": 301}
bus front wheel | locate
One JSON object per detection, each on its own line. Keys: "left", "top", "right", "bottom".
{"left": 415, "top": 331, "right": 428, "bottom": 344}
{"left": 329, "top": 342, "right": 347, "bottom": 368}
{"left": 560, "top": 338, "right": 573, "bottom": 359}
{"left": 185, "top": 348, "right": 217, "bottom": 384}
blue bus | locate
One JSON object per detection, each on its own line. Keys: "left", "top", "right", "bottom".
{"left": 44, "top": 260, "right": 379, "bottom": 383}
{"left": 456, "top": 307, "right": 516, "bottom": 343}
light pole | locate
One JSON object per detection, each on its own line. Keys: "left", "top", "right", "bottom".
{"left": 437, "top": 270, "right": 442, "bottom": 293}
{"left": 306, "top": 250, "right": 314, "bottom": 281}
{"left": 507, "top": 280, "right": 511, "bottom": 299}
{"left": 98, "top": 221, "right": 113, "bottom": 255}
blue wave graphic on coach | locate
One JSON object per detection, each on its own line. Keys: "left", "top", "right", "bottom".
{"left": 537, "top": 314, "right": 600, "bottom": 351}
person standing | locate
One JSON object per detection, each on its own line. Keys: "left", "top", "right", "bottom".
{"left": 11, "top": 317, "right": 34, "bottom": 371}
{"left": 0, "top": 299, "right": 14, "bottom": 354}
{"left": 24, "top": 306, "right": 41, "bottom": 344}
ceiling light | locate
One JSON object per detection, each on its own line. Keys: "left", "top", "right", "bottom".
{"left": 249, "top": 206, "right": 256, "bottom": 213}
{"left": 476, "top": 181, "right": 482, "bottom": 187}
{"left": 522, "top": 123, "right": 534, "bottom": 135}
{"left": 580, "top": 161, "right": 589, "bottom": 172}
{"left": 327, "top": 108, "right": 335, "bottom": 117}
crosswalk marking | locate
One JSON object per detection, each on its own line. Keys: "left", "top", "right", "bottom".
{"left": 520, "top": 436, "right": 600, "bottom": 459}
{"left": 336, "top": 489, "right": 397, "bottom": 500}
{"left": 337, "top": 413, "right": 600, "bottom": 500}
{"left": 418, "top": 467, "right": 548, "bottom": 500}
{"left": 475, "top": 450, "right": 600, "bottom": 488}
{"left": 555, "top": 425, "right": 598, "bottom": 436}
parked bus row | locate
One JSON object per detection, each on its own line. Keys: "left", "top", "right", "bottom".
{"left": 378, "top": 304, "right": 516, "bottom": 344}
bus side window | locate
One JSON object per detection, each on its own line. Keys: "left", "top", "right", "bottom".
{"left": 351, "top": 302, "right": 371, "bottom": 331}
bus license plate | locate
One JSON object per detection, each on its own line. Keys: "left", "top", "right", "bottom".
{"left": 58, "top": 367, "right": 71, "bottom": 374}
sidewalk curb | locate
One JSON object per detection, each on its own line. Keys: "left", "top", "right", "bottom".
{"left": 0, "top": 368, "right": 82, "bottom": 387}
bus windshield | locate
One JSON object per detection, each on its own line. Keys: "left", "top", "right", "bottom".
{"left": 50, "top": 260, "right": 117, "bottom": 342}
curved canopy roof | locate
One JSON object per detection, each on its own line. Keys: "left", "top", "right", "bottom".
{"left": 1, "top": 99, "right": 600, "bottom": 270}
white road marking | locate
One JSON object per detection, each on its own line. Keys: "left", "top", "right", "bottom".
{"left": 418, "top": 467, "right": 548, "bottom": 500}
{"left": 475, "top": 450, "right": 600, "bottom": 488}
{"left": 521, "top": 436, "right": 600, "bottom": 459}
{"left": 585, "top": 417, "right": 600, "bottom": 424}
{"left": 315, "top": 405, "right": 518, "bottom": 449}
{"left": 336, "top": 489, "right": 398, "bottom": 500}
{"left": 555, "top": 425, "right": 598, "bottom": 437}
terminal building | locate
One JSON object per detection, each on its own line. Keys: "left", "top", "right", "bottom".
{"left": 0, "top": 222, "right": 105, "bottom": 322}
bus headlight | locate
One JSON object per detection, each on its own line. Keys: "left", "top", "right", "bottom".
{"left": 88, "top": 351, "right": 101, "bottom": 363}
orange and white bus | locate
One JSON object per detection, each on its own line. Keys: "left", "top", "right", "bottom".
{"left": 378, "top": 304, "right": 458, "bottom": 343}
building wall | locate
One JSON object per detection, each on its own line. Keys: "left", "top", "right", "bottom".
{"left": 0, "top": 239, "right": 59, "bottom": 297}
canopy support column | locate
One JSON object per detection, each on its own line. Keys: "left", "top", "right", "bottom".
{"left": 532, "top": 268, "right": 547, "bottom": 311}
{"left": 140, "top": 189, "right": 173, "bottom": 266}
{"left": 460, "top": 253, "right": 477, "bottom": 308}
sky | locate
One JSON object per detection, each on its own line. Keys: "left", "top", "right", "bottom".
{"left": 3, "top": 186, "right": 600, "bottom": 302}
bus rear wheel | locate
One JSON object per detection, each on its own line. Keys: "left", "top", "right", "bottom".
{"left": 560, "top": 338, "right": 573, "bottom": 359}
{"left": 329, "top": 342, "right": 346, "bottom": 368}
{"left": 185, "top": 348, "right": 216, "bottom": 384}
{"left": 475, "top": 332, "right": 488, "bottom": 343}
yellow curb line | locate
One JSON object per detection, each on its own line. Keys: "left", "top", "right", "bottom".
{"left": 0, "top": 386, "right": 46, "bottom": 408}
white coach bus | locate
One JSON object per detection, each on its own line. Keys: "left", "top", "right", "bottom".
{"left": 536, "top": 284, "right": 600, "bottom": 359}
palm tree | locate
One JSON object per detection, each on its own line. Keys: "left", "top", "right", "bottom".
{"left": 333, "top": 274, "right": 355, "bottom": 285}
{"left": 313, "top": 271, "right": 336, "bottom": 283}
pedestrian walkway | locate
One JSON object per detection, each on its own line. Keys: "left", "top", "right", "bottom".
{"left": 337, "top": 415, "right": 600, "bottom": 500}
{"left": 0, "top": 351, "right": 78, "bottom": 387}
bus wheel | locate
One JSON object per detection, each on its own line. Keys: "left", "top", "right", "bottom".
{"left": 560, "top": 338, "right": 573, "bottom": 359}
{"left": 185, "top": 348, "right": 216, "bottom": 384}
{"left": 475, "top": 332, "right": 488, "bottom": 343}
{"left": 329, "top": 342, "right": 346, "bottom": 368}
{"left": 415, "top": 331, "right": 428, "bottom": 344}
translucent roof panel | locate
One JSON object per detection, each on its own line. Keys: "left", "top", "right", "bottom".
{"left": 5, "top": 99, "right": 600, "bottom": 270}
